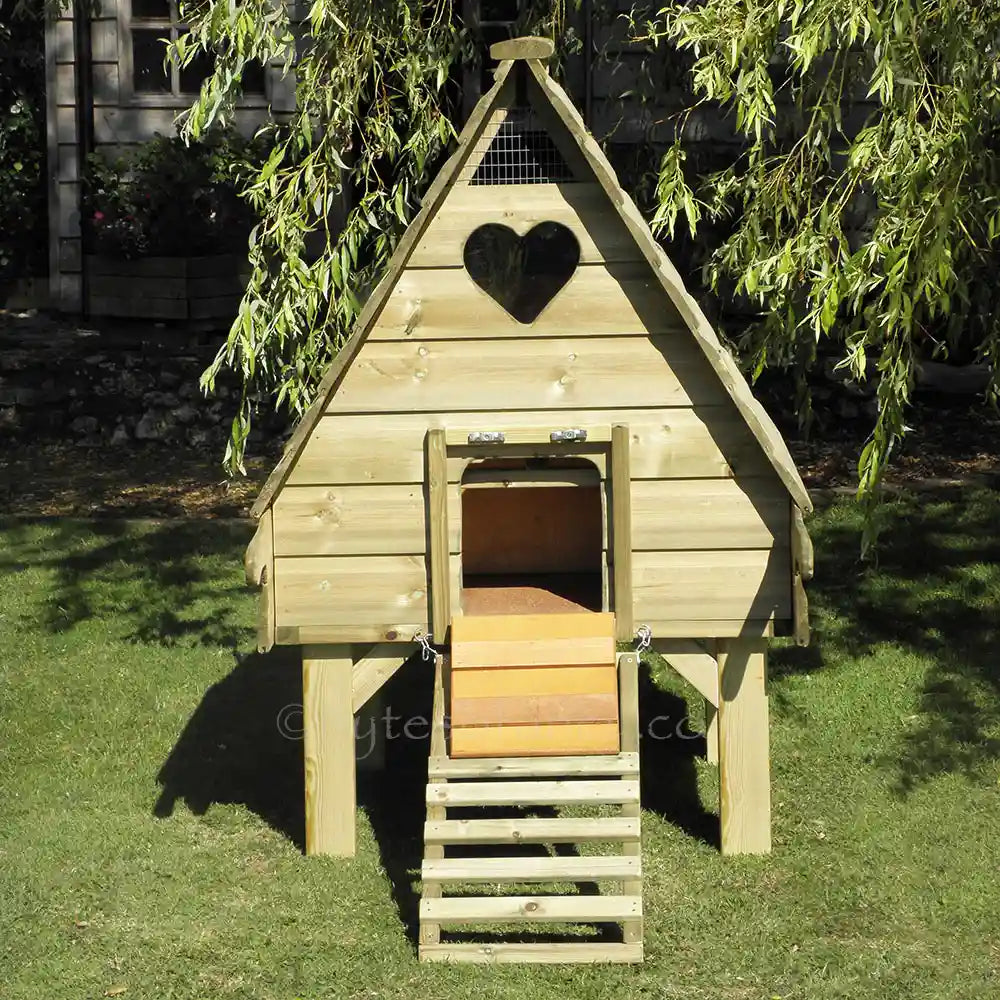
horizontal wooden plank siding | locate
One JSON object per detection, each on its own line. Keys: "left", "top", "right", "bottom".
{"left": 250, "top": 27, "right": 806, "bottom": 658}
{"left": 277, "top": 625, "right": 428, "bottom": 644}
{"left": 631, "top": 478, "right": 789, "bottom": 550}
{"left": 273, "top": 555, "right": 432, "bottom": 627}
{"left": 632, "top": 549, "right": 791, "bottom": 622}
{"left": 409, "top": 184, "right": 641, "bottom": 267}
{"left": 272, "top": 478, "right": 784, "bottom": 561}
{"left": 327, "top": 336, "right": 718, "bottom": 413}
{"left": 271, "top": 490, "right": 787, "bottom": 630}
{"left": 634, "top": 619, "right": 776, "bottom": 639}
{"left": 287, "top": 409, "right": 772, "bottom": 485}
{"left": 369, "top": 264, "right": 685, "bottom": 340}
{"left": 273, "top": 485, "right": 436, "bottom": 556}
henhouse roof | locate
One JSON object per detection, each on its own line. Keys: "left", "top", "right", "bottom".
{"left": 251, "top": 42, "right": 811, "bottom": 518}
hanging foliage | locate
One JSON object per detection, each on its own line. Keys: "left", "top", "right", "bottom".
{"left": 643, "top": 0, "right": 1000, "bottom": 542}
{"left": 174, "top": 0, "right": 576, "bottom": 473}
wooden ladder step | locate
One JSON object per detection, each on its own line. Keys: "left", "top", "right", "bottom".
{"left": 424, "top": 815, "right": 640, "bottom": 845}
{"left": 419, "top": 942, "right": 644, "bottom": 964}
{"left": 428, "top": 752, "right": 638, "bottom": 780}
{"left": 422, "top": 855, "right": 640, "bottom": 883}
{"left": 426, "top": 779, "right": 640, "bottom": 808}
{"left": 419, "top": 894, "right": 642, "bottom": 925}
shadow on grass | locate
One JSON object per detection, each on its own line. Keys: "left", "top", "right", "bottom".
{"left": 637, "top": 665, "right": 718, "bottom": 849}
{"left": 357, "top": 654, "right": 434, "bottom": 943}
{"left": 770, "top": 488, "right": 1000, "bottom": 795}
{"left": 152, "top": 648, "right": 718, "bottom": 947}
{"left": 154, "top": 647, "right": 306, "bottom": 847}
{"left": 153, "top": 646, "right": 434, "bottom": 944}
{"left": 0, "top": 517, "right": 251, "bottom": 646}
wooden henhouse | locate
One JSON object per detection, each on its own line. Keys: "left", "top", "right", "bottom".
{"left": 244, "top": 38, "right": 813, "bottom": 965}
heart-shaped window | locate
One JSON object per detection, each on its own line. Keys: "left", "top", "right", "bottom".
{"left": 463, "top": 222, "right": 580, "bottom": 324}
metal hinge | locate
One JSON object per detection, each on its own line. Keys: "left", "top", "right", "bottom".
{"left": 550, "top": 428, "right": 588, "bottom": 443}
{"left": 467, "top": 431, "right": 505, "bottom": 444}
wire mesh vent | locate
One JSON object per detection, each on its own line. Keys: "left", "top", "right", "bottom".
{"left": 470, "top": 108, "right": 577, "bottom": 185}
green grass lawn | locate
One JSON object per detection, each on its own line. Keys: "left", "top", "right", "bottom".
{"left": 1, "top": 493, "right": 998, "bottom": 999}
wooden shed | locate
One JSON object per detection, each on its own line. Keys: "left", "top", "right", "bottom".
{"left": 245, "top": 37, "right": 813, "bottom": 965}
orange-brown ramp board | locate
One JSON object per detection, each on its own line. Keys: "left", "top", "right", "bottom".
{"left": 449, "top": 612, "right": 620, "bottom": 757}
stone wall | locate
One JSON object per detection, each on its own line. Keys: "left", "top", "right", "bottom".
{"left": 0, "top": 311, "right": 289, "bottom": 449}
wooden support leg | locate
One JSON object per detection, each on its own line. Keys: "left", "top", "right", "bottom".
{"left": 617, "top": 652, "right": 643, "bottom": 948}
{"left": 717, "top": 639, "right": 771, "bottom": 855}
{"left": 303, "top": 644, "right": 357, "bottom": 857}
{"left": 705, "top": 699, "right": 719, "bottom": 766}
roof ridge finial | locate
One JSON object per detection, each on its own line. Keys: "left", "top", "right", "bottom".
{"left": 489, "top": 36, "right": 555, "bottom": 62}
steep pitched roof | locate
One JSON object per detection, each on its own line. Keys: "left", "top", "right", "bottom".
{"left": 522, "top": 59, "right": 810, "bottom": 512}
{"left": 252, "top": 51, "right": 811, "bottom": 518}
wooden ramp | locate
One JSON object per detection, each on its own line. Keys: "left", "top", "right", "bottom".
{"left": 449, "top": 612, "right": 620, "bottom": 758}
{"left": 419, "top": 614, "right": 643, "bottom": 964}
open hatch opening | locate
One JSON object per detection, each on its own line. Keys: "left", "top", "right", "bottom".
{"left": 460, "top": 457, "right": 604, "bottom": 616}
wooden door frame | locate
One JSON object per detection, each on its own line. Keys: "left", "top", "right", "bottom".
{"left": 425, "top": 423, "right": 632, "bottom": 643}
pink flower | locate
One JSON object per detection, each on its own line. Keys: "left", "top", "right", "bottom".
{"left": 93, "top": 210, "right": 105, "bottom": 221}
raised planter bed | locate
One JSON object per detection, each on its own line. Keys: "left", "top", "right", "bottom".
{"left": 86, "top": 254, "right": 249, "bottom": 321}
